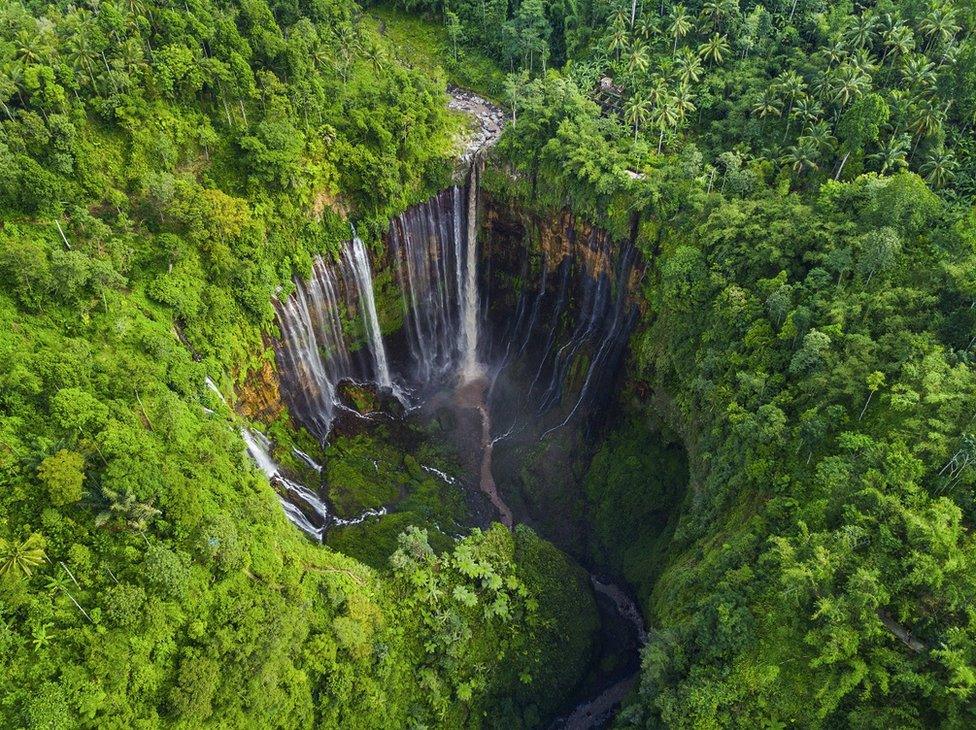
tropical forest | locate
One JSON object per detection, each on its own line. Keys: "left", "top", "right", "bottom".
{"left": 1, "top": 0, "right": 975, "bottom": 726}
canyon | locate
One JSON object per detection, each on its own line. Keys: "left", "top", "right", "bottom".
{"left": 235, "top": 92, "right": 660, "bottom": 726}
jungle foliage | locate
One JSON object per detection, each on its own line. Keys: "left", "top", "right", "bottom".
{"left": 483, "top": 2, "right": 976, "bottom": 722}
{"left": 0, "top": 0, "right": 596, "bottom": 726}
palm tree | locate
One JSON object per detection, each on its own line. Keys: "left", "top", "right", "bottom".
{"left": 624, "top": 94, "right": 652, "bottom": 142}
{"left": 363, "top": 42, "right": 385, "bottom": 73}
{"left": 635, "top": 14, "right": 658, "bottom": 41}
{"left": 869, "top": 135, "right": 910, "bottom": 174}
{"left": 919, "top": 4, "right": 959, "bottom": 52}
{"left": 0, "top": 65, "right": 19, "bottom": 120}
{"left": 781, "top": 137, "right": 819, "bottom": 177}
{"left": 609, "top": 22, "right": 629, "bottom": 62}
{"left": 0, "top": 533, "right": 46, "bottom": 582}
{"left": 95, "top": 487, "right": 162, "bottom": 533}
{"left": 775, "top": 70, "right": 806, "bottom": 138}
{"left": 700, "top": 0, "right": 737, "bottom": 33}
{"left": 646, "top": 73, "right": 669, "bottom": 107}
{"left": 14, "top": 29, "right": 47, "bottom": 65}
{"left": 673, "top": 83, "right": 696, "bottom": 123}
{"left": 910, "top": 101, "right": 943, "bottom": 141}
{"left": 793, "top": 96, "right": 824, "bottom": 128}
{"left": 675, "top": 47, "right": 703, "bottom": 84}
{"left": 920, "top": 149, "right": 956, "bottom": 187}
{"left": 881, "top": 23, "right": 915, "bottom": 62}
{"left": 627, "top": 44, "right": 650, "bottom": 77}
{"left": 752, "top": 89, "right": 782, "bottom": 131}
{"left": 844, "top": 14, "right": 878, "bottom": 50}
{"left": 850, "top": 48, "right": 878, "bottom": 77}
{"left": 698, "top": 33, "right": 730, "bottom": 65}
{"left": 831, "top": 64, "right": 869, "bottom": 109}
{"left": 901, "top": 54, "right": 937, "bottom": 96}
{"left": 653, "top": 96, "right": 680, "bottom": 152}
{"left": 804, "top": 121, "right": 836, "bottom": 153}
{"left": 668, "top": 5, "right": 693, "bottom": 54}
{"left": 821, "top": 37, "right": 848, "bottom": 69}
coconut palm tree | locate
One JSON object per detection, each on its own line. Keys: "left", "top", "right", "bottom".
{"left": 901, "top": 54, "right": 937, "bottom": 96}
{"left": 869, "top": 135, "right": 910, "bottom": 174}
{"left": 752, "top": 88, "right": 782, "bottom": 131}
{"left": 668, "top": 4, "right": 693, "bottom": 54}
{"left": 804, "top": 121, "right": 836, "bottom": 153}
{"left": 831, "top": 64, "right": 870, "bottom": 109}
{"left": 0, "top": 533, "right": 46, "bottom": 582}
{"left": 775, "top": 70, "right": 807, "bottom": 138}
{"left": 0, "top": 64, "right": 20, "bottom": 120}
{"left": 675, "top": 47, "right": 703, "bottom": 84}
{"left": 821, "top": 37, "right": 848, "bottom": 69}
{"left": 700, "top": 0, "right": 737, "bottom": 33}
{"left": 653, "top": 96, "right": 680, "bottom": 152}
{"left": 919, "top": 4, "right": 959, "bottom": 52}
{"left": 881, "top": 23, "right": 915, "bottom": 62}
{"left": 850, "top": 48, "right": 878, "bottom": 77}
{"left": 920, "top": 148, "right": 956, "bottom": 187}
{"left": 698, "top": 33, "right": 730, "bottom": 65}
{"left": 95, "top": 487, "right": 162, "bottom": 533}
{"left": 844, "top": 14, "right": 878, "bottom": 50}
{"left": 793, "top": 96, "right": 824, "bottom": 129}
{"left": 910, "top": 100, "right": 943, "bottom": 141}
{"left": 627, "top": 43, "right": 650, "bottom": 77}
{"left": 781, "top": 137, "right": 820, "bottom": 177}
{"left": 624, "top": 93, "right": 652, "bottom": 142}
{"left": 609, "top": 22, "right": 629, "bottom": 62}
{"left": 673, "top": 83, "right": 696, "bottom": 123}
{"left": 635, "top": 14, "right": 658, "bottom": 42}
{"left": 646, "top": 73, "right": 669, "bottom": 107}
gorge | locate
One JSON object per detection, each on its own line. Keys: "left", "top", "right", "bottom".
{"left": 235, "top": 92, "right": 659, "bottom": 726}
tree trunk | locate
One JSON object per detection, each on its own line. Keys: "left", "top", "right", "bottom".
{"left": 858, "top": 390, "right": 874, "bottom": 421}
{"left": 834, "top": 150, "right": 851, "bottom": 180}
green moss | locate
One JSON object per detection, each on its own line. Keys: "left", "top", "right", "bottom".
{"left": 584, "top": 417, "right": 688, "bottom": 613}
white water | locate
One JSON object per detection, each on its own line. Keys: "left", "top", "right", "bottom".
{"left": 205, "top": 377, "right": 228, "bottom": 407}
{"left": 241, "top": 428, "right": 326, "bottom": 541}
{"left": 459, "top": 163, "right": 483, "bottom": 380}
{"left": 343, "top": 231, "right": 393, "bottom": 389}
{"left": 241, "top": 428, "right": 387, "bottom": 539}
{"left": 293, "top": 447, "right": 323, "bottom": 472}
{"left": 422, "top": 465, "right": 457, "bottom": 485}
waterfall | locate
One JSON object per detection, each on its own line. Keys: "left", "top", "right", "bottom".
{"left": 241, "top": 428, "right": 386, "bottom": 538}
{"left": 459, "top": 162, "right": 483, "bottom": 380}
{"left": 241, "top": 428, "right": 326, "bottom": 541}
{"left": 341, "top": 231, "right": 392, "bottom": 389}
{"left": 389, "top": 187, "right": 466, "bottom": 382}
{"left": 275, "top": 234, "right": 401, "bottom": 439}
{"left": 272, "top": 168, "right": 640, "bottom": 516}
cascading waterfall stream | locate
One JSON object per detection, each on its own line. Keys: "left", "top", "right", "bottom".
{"left": 269, "top": 159, "right": 640, "bottom": 588}
{"left": 342, "top": 231, "right": 393, "bottom": 389}
{"left": 459, "top": 161, "right": 483, "bottom": 381}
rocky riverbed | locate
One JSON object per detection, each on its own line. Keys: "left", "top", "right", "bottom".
{"left": 448, "top": 86, "right": 505, "bottom": 164}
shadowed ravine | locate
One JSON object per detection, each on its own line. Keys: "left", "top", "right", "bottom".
{"left": 246, "top": 90, "right": 647, "bottom": 727}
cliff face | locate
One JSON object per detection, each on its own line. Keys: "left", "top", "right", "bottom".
{"left": 235, "top": 357, "right": 285, "bottom": 424}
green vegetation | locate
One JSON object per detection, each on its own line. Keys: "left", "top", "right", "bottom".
{"left": 484, "top": 1, "right": 976, "bottom": 722}
{"left": 584, "top": 416, "right": 687, "bottom": 614}
{"left": 0, "top": 0, "right": 596, "bottom": 725}
{"left": 366, "top": 4, "right": 506, "bottom": 98}
{"left": 4, "top": 0, "right": 976, "bottom": 725}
